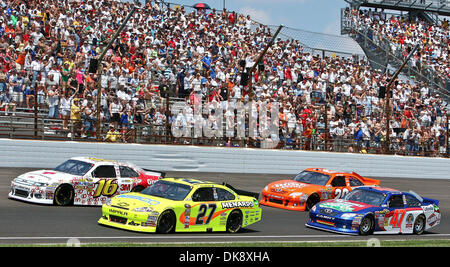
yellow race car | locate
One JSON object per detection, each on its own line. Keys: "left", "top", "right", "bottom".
{"left": 98, "top": 178, "right": 262, "bottom": 233}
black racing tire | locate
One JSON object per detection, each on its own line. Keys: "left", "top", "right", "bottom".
{"left": 131, "top": 185, "right": 145, "bottom": 192}
{"left": 156, "top": 210, "right": 176, "bottom": 234}
{"left": 413, "top": 215, "right": 426, "bottom": 235}
{"left": 226, "top": 209, "right": 243, "bottom": 233}
{"left": 359, "top": 215, "right": 374, "bottom": 236}
{"left": 306, "top": 194, "right": 320, "bottom": 211}
{"left": 53, "top": 184, "right": 74, "bottom": 206}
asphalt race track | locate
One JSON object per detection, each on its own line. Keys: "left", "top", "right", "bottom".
{"left": 1, "top": 168, "right": 449, "bottom": 245}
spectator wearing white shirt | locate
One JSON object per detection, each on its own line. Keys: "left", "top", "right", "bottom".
{"left": 331, "top": 121, "right": 347, "bottom": 152}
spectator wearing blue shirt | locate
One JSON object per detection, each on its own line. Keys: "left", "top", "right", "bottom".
{"left": 0, "top": 89, "right": 16, "bottom": 115}
{"left": 0, "top": 70, "right": 6, "bottom": 92}
{"left": 10, "top": 70, "right": 24, "bottom": 107}
{"left": 120, "top": 107, "right": 133, "bottom": 143}
{"left": 201, "top": 53, "right": 212, "bottom": 73}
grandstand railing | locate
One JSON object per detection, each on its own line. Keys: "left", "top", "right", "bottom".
{"left": 1, "top": 104, "right": 448, "bottom": 158}
{"left": 0, "top": 1, "right": 448, "bottom": 158}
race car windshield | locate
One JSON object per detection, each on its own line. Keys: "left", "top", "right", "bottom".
{"left": 292, "top": 171, "right": 330, "bottom": 186}
{"left": 344, "top": 189, "right": 386, "bottom": 206}
{"left": 141, "top": 180, "right": 191, "bottom": 201}
{"left": 54, "top": 159, "right": 93, "bottom": 176}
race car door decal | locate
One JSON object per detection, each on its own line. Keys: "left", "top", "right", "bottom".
{"left": 195, "top": 204, "right": 217, "bottom": 225}
{"left": 191, "top": 187, "right": 216, "bottom": 228}
{"left": 330, "top": 176, "right": 349, "bottom": 199}
{"left": 382, "top": 194, "right": 406, "bottom": 233}
{"left": 118, "top": 166, "right": 139, "bottom": 193}
{"left": 91, "top": 165, "right": 119, "bottom": 198}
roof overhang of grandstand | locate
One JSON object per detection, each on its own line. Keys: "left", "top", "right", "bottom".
{"left": 348, "top": 0, "right": 450, "bottom": 17}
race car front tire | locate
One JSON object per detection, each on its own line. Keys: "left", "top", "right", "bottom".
{"left": 53, "top": 184, "right": 74, "bottom": 206}
{"left": 358, "top": 215, "right": 374, "bottom": 235}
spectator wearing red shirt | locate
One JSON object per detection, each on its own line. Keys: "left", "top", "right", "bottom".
{"left": 228, "top": 12, "right": 236, "bottom": 24}
{"left": 403, "top": 106, "right": 413, "bottom": 119}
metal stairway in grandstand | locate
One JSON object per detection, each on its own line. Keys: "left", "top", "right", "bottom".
{"left": 340, "top": 5, "right": 450, "bottom": 101}
{"left": 342, "top": 22, "right": 390, "bottom": 72}
{"left": 342, "top": 21, "right": 450, "bottom": 100}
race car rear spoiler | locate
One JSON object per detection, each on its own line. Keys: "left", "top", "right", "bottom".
{"left": 223, "top": 182, "right": 259, "bottom": 200}
{"left": 422, "top": 197, "right": 439, "bottom": 207}
{"left": 410, "top": 190, "right": 439, "bottom": 207}
{"left": 143, "top": 169, "right": 166, "bottom": 178}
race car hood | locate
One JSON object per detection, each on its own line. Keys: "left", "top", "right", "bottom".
{"left": 316, "top": 199, "right": 376, "bottom": 213}
{"left": 111, "top": 193, "right": 169, "bottom": 211}
{"left": 15, "top": 169, "right": 78, "bottom": 185}
{"left": 265, "top": 180, "right": 323, "bottom": 196}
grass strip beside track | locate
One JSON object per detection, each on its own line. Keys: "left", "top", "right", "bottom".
{"left": 2, "top": 239, "right": 450, "bottom": 247}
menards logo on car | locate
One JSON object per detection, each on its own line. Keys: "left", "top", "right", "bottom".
{"left": 221, "top": 201, "right": 254, "bottom": 209}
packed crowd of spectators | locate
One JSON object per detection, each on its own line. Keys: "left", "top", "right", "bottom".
{"left": 0, "top": 0, "right": 448, "bottom": 156}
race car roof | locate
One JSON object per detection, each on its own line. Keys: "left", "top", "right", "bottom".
{"left": 305, "top": 167, "right": 358, "bottom": 175}
{"left": 358, "top": 186, "right": 401, "bottom": 194}
{"left": 162, "top": 177, "right": 216, "bottom": 186}
{"left": 305, "top": 168, "right": 340, "bottom": 174}
{"left": 70, "top": 156, "right": 118, "bottom": 165}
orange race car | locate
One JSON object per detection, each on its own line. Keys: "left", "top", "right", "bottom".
{"left": 260, "top": 168, "right": 380, "bottom": 211}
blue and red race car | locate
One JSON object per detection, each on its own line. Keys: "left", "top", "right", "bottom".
{"left": 306, "top": 186, "right": 440, "bottom": 235}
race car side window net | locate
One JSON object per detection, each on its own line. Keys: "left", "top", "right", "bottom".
{"left": 331, "top": 176, "right": 346, "bottom": 187}
{"left": 192, "top": 188, "right": 215, "bottom": 202}
{"left": 388, "top": 195, "right": 404, "bottom": 208}
{"left": 93, "top": 165, "right": 117, "bottom": 178}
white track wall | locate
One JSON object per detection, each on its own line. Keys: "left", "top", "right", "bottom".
{"left": 0, "top": 139, "right": 448, "bottom": 179}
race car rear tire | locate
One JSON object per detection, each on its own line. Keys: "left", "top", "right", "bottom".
{"left": 359, "top": 215, "right": 374, "bottom": 235}
{"left": 131, "top": 185, "right": 145, "bottom": 192}
{"left": 156, "top": 210, "right": 176, "bottom": 234}
{"left": 53, "top": 184, "right": 74, "bottom": 206}
{"left": 413, "top": 215, "right": 425, "bottom": 235}
{"left": 226, "top": 209, "right": 242, "bottom": 233}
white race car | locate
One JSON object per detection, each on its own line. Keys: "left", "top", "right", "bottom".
{"left": 9, "top": 157, "right": 165, "bottom": 206}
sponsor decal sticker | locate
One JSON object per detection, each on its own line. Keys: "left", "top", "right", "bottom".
{"left": 319, "top": 201, "right": 365, "bottom": 212}
{"left": 115, "top": 195, "right": 161, "bottom": 205}
{"left": 317, "top": 220, "right": 335, "bottom": 227}
{"left": 221, "top": 201, "right": 254, "bottom": 209}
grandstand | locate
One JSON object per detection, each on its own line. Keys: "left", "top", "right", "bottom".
{"left": 0, "top": 0, "right": 448, "bottom": 158}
